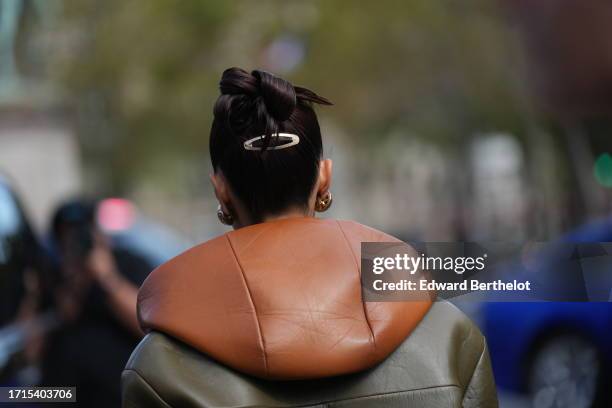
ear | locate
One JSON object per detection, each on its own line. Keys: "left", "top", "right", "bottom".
{"left": 316, "top": 159, "right": 333, "bottom": 196}
{"left": 210, "top": 172, "right": 231, "bottom": 210}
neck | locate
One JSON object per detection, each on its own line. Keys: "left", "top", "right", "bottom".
{"left": 233, "top": 208, "right": 314, "bottom": 230}
{"left": 263, "top": 208, "right": 314, "bottom": 223}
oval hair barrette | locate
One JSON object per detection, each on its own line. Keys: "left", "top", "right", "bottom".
{"left": 243, "top": 133, "right": 300, "bottom": 151}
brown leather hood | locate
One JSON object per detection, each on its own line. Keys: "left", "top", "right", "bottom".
{"left": 137, "top": 218, "right": 432, "bottom": 380}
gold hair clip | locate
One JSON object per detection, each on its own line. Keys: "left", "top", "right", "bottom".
{"left": 243, "top": 133, "right": 300, "bottom": 151}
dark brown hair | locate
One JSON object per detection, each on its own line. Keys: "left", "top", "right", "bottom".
{"left": 209, "top": 67, "right": 331, "bottom": 222}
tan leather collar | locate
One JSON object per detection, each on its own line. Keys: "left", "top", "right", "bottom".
{"left": 138, "top": 218, "right": 432, "bottom": 380}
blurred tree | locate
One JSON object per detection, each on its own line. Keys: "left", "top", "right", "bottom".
{"left": 53, "top": 0, "right": 533, "bottom": 192}
{"left": 54, "top": 0, "right": 235, "bottom": 193}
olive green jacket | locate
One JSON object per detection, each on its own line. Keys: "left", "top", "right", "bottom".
{"left": 123, "top": 301, "right": 497, "bottom": 407}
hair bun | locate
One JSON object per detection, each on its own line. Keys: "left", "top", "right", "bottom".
{"left": 252, "top": 69, "right": 297, "bottom": 122}
{"left": 219, "top": 67, "right": 259, "bottom": 96}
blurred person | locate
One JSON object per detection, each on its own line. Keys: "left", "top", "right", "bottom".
{"left": 42, "top": 200, "right": 145, "bottom": 408}
{"left": 122, "top": 68, "right": 498, "bottom": 407}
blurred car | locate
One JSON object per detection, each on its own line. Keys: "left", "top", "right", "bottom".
{"left": 0, "top": 175, "right": 39, "bottom": 326}
{"left": 482, "top": 218, "right": 612, "bottom": 407}
{"left": 0, "top": 174, "right": 46, "bottom": 378}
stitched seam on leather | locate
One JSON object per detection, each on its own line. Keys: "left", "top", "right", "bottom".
{"left": 459, "top": 323, "right": 474, "bottom": 361}
{"left": 237, "top": 223, "right": 272, "bottom": 253}
{"left": 225, "top": 234, "right": 269, "bottom": 376}
{"left": 122, "top": 368, "right": 173, "bottom": 408}
{"left": 461, "top": 332, "right": 486, "bottom": 403}
{"left": 336, "top": 220, "right": 376, "bottom": 349}
{"left": 290, "top": 384, "right": 461, "bottom": 407}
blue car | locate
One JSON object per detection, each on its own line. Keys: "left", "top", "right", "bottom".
{"left": 482, "top": 218, "right": 612, "bottom": 407}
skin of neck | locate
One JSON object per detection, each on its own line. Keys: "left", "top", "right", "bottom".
{"left": 229, "top": 194, "right": 318, "bottom": 230}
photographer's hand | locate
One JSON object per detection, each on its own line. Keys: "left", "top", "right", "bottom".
{"left": 87, "top": 241, "right": 143, "bottom": 337}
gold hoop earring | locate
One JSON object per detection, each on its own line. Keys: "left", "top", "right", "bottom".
{"left": 217, "top": 204, "right": 234, "bottom": 225}
{"left": 315, "top": 191, "right": 333, "bottom": 212}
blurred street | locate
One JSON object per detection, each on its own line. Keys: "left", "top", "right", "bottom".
{"left": 1, "top": 1, "right": 612, "bottom": 407}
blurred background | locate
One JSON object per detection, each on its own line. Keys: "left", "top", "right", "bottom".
{"left": 1, "top": 0, "right": 612, "bottom": 407}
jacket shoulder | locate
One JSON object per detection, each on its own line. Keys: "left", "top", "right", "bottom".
{"left": 400, "top": 301, "right": 498, "bottom": 407}
{"left": 123, "top": 302, "right": 497, "bottom": 408}
{"left": 336, "top": 219, "right": 402, "bottom": 243}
